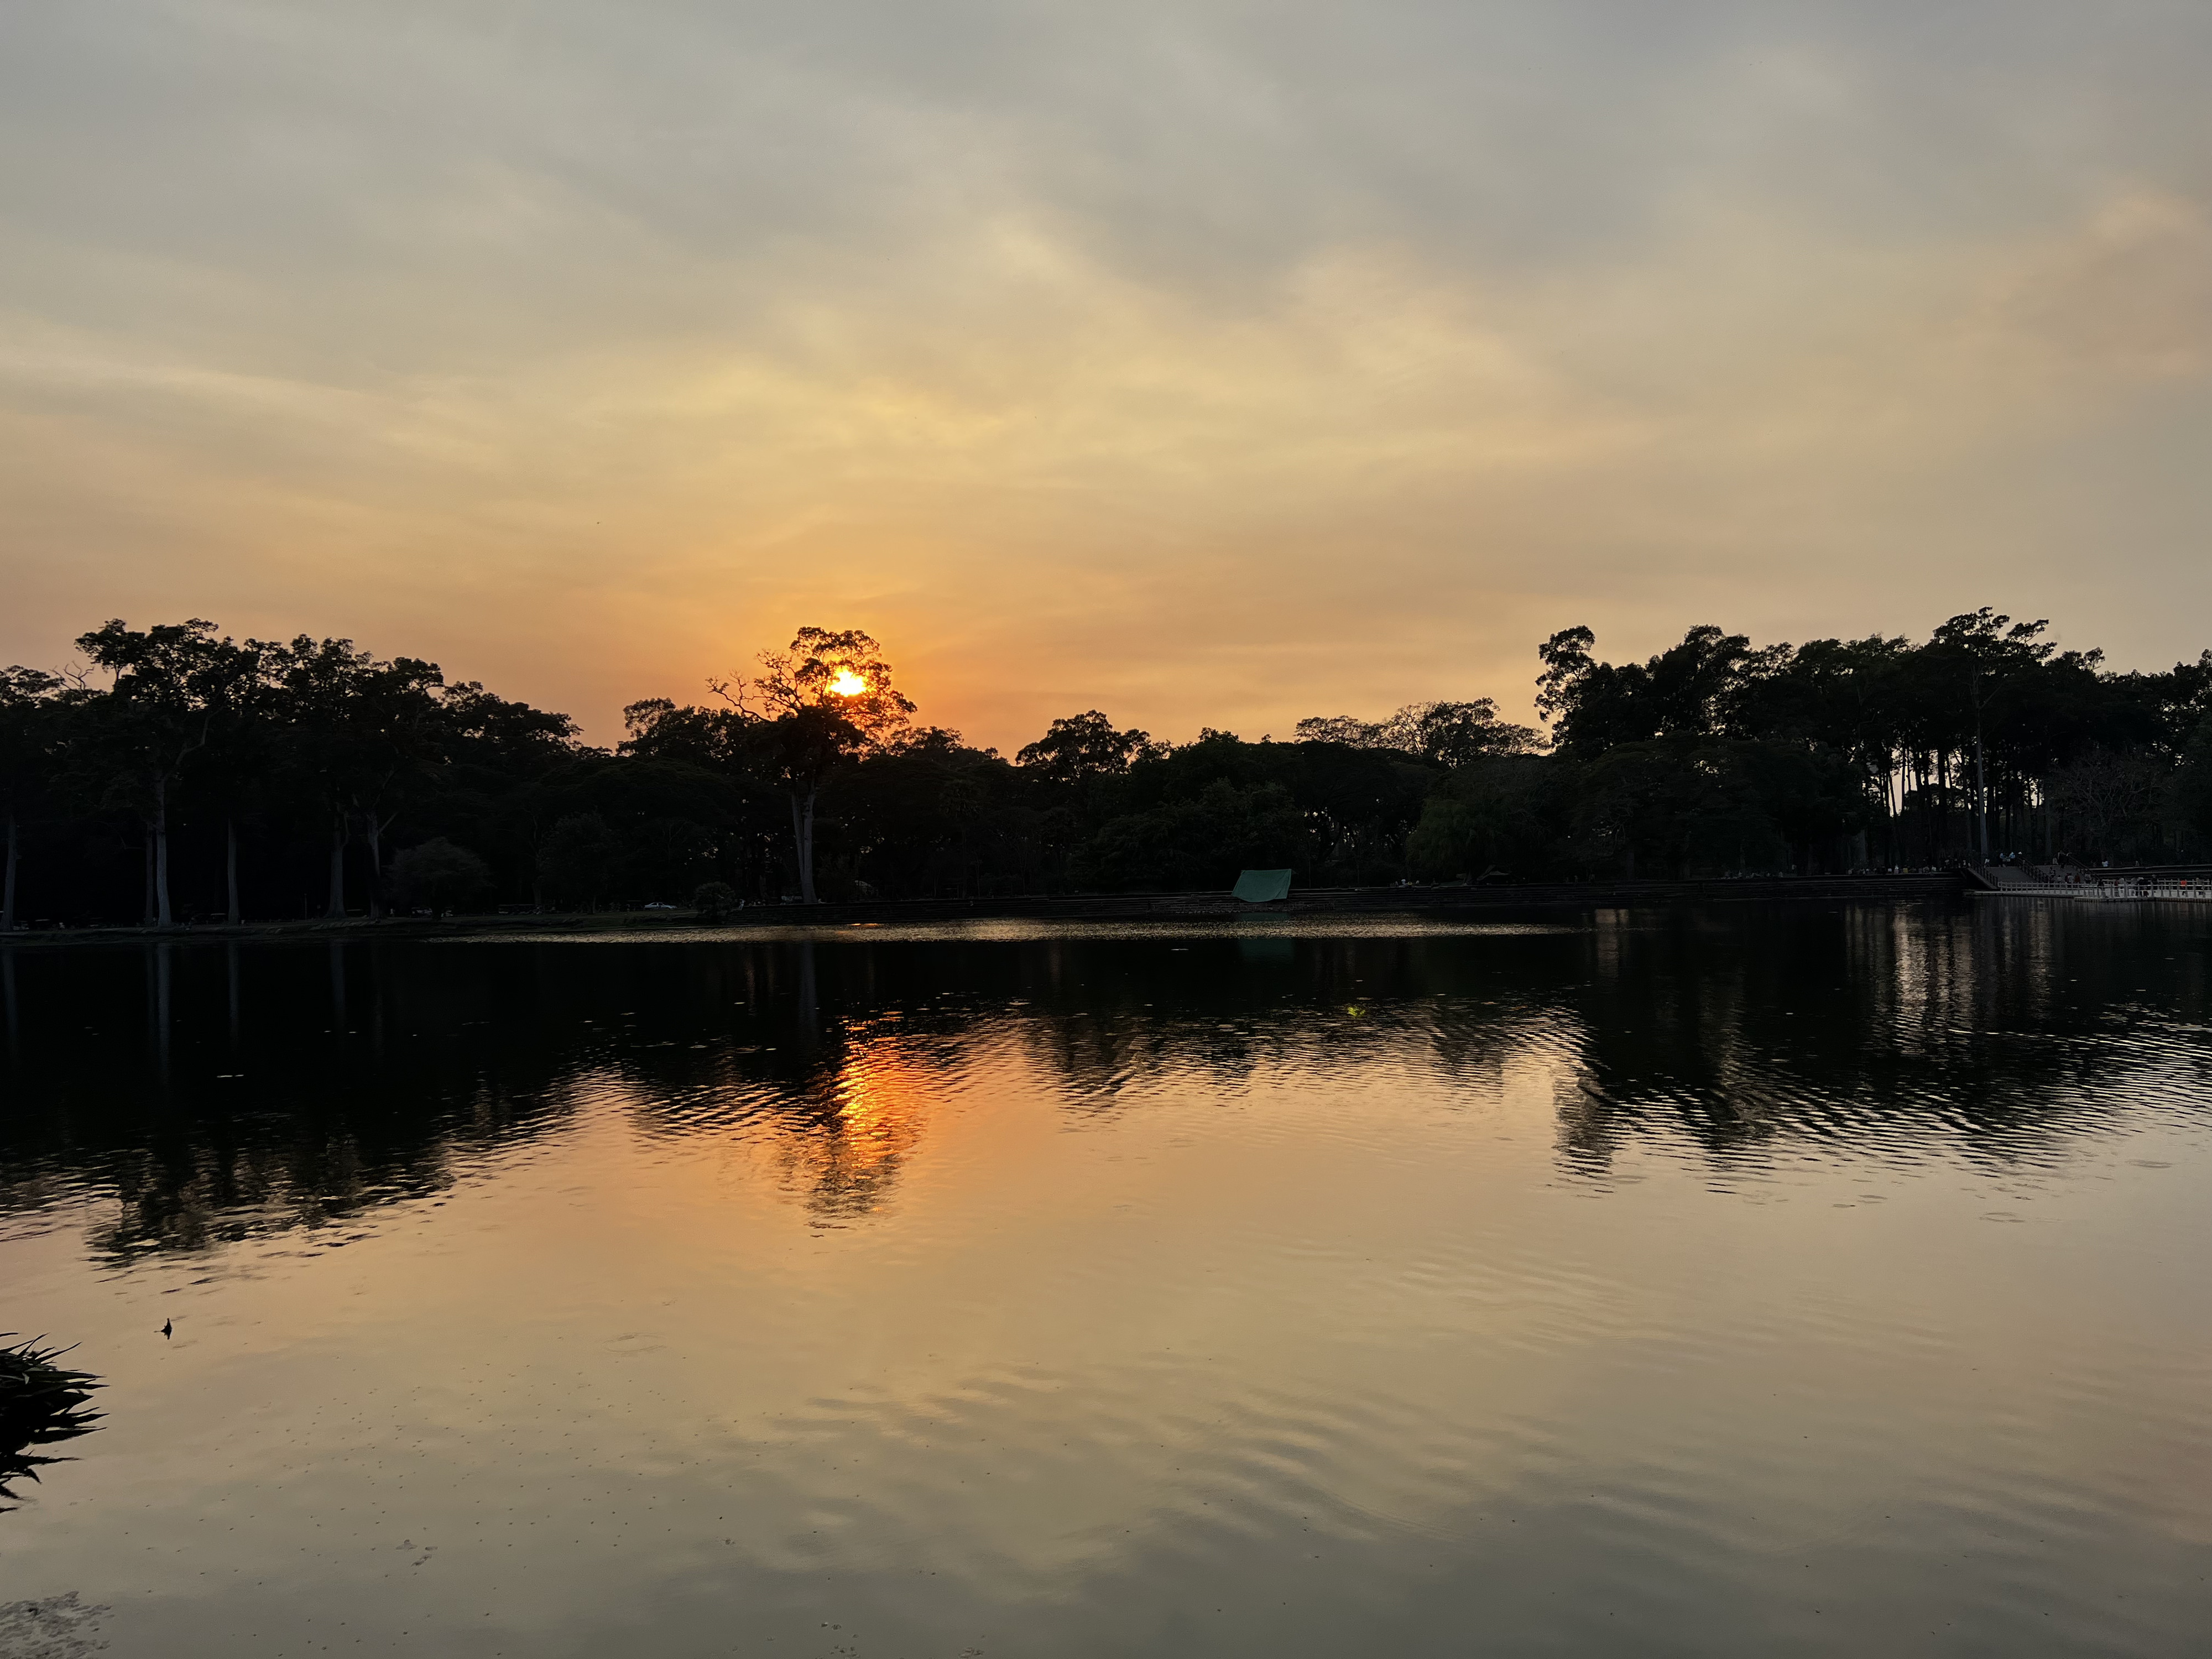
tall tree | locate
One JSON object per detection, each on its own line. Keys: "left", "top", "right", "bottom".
{"left": 183, "top": 637, "right": 274, "bottom": 926}
{"left": 1919, "top": 610, "right": 2058, "bottom": 861}
{"left": 267, "top": 637, "right": 445, "bottom": 920}
{"left": 1017, "top": 711, "right": 1155, "bottom": 783}
{"left": 715, "top": 628, "right": 915, "bottom": 904}
{"left": 267, "top": 637, "right": 369, "bottom": 919}
{"left": 0, "top": 666, "right": 64, "bottom": 932}
{"left": 73, "top": 619, "right": 231, "bottom": 929}
{"left": 348, "top": 658, "right": 449, "bottom": 918}
{"left": 1535, "top": 625, "right": 1650, "bottom": 753}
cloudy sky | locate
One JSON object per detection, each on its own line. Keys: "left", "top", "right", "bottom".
{"left": 4, "top": 0, "right": 2208, "bottom": 748}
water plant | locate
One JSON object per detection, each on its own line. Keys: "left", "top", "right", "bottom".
{"left": 0, "top": 1336, "right": 103, "bottom": 1510}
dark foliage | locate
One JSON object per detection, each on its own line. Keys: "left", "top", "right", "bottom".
{"left": 691, "top": 881, "right": 742, "bottom": 922}
{"left": 1510, "top": 611, "right": 2212, "bottom": 875}
{"left": 2, "top": 608, "right": 2208, "bottom": 924}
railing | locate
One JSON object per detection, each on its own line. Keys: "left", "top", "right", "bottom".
{"left": 2079, "top": 878, "right": 2212, "bottom": 902}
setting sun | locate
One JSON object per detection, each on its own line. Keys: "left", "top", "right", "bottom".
{"left": 829, "top": 669, "right": 869, "bottom": 697}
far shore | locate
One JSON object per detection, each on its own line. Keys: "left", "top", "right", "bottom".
{"left": 0, "top": 870, "right": 1975, "bottom": 946}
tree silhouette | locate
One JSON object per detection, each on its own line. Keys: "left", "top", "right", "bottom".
{"left": 1, "top": 603, "right": 2209, "bottom": 926}
{"left": 0, "top": 667, "right": 64, "bottom": 932}
{"left": 72, "top": 619, "right": 233, "bottom": 928}
{"left": 264, "top": 638, "right": 445, "bottom": 919}
{"left": 714, "top": 628, "right": 915, "bottom": 904}
{"left": 1017, "top": 711, "right": 1155, "bottom": 784}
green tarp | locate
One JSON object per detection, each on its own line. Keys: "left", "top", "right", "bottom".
{"left": 1232, "top": 868, "right": 1293, "bottom": 904}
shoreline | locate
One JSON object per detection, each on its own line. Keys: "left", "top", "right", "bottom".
{"left": 0, "top": 871, "right": 1970, "bottom": 947}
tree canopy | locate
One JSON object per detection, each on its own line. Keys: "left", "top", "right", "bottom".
{"left": 3, "top": 606, "right": 2209, "bottom": 928}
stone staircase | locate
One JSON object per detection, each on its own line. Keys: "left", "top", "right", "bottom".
{"left": 1966, "top": 865, "right": 2063, "bottom": 891}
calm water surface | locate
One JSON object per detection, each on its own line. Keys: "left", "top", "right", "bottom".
{"left": 2, "top": 900, "right": 2208, "bottom": 1656}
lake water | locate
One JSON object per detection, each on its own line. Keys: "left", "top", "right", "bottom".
{"left": 2, "top": 900, "right": 2208, "bottom": 1657}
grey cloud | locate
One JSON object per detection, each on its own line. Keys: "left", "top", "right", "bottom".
{"left": 13, "top": 1, "right": 2210, "bottom": 333}
{"left": 3, "top": 0, "right": 2209, "bottom": 740}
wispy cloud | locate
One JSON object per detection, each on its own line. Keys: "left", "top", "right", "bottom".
{"left": 3, "top": 1, "right": 2208, "bottom": 743}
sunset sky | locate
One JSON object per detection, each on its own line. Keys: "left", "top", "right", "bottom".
{"left": 4, "top": 0, "right": 2209, "bottom": 750}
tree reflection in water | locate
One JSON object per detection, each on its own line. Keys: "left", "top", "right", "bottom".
{"left": 0, "top": 900, "right": 2204, "bottom": 1257}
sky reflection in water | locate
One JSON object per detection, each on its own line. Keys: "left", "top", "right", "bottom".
{"left": 1, "top": 900, "right": 2208, "bottom": 1657}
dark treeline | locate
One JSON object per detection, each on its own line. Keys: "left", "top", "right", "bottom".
{"left": 3, "top": 609, "right": 2211, "bottom": 926}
